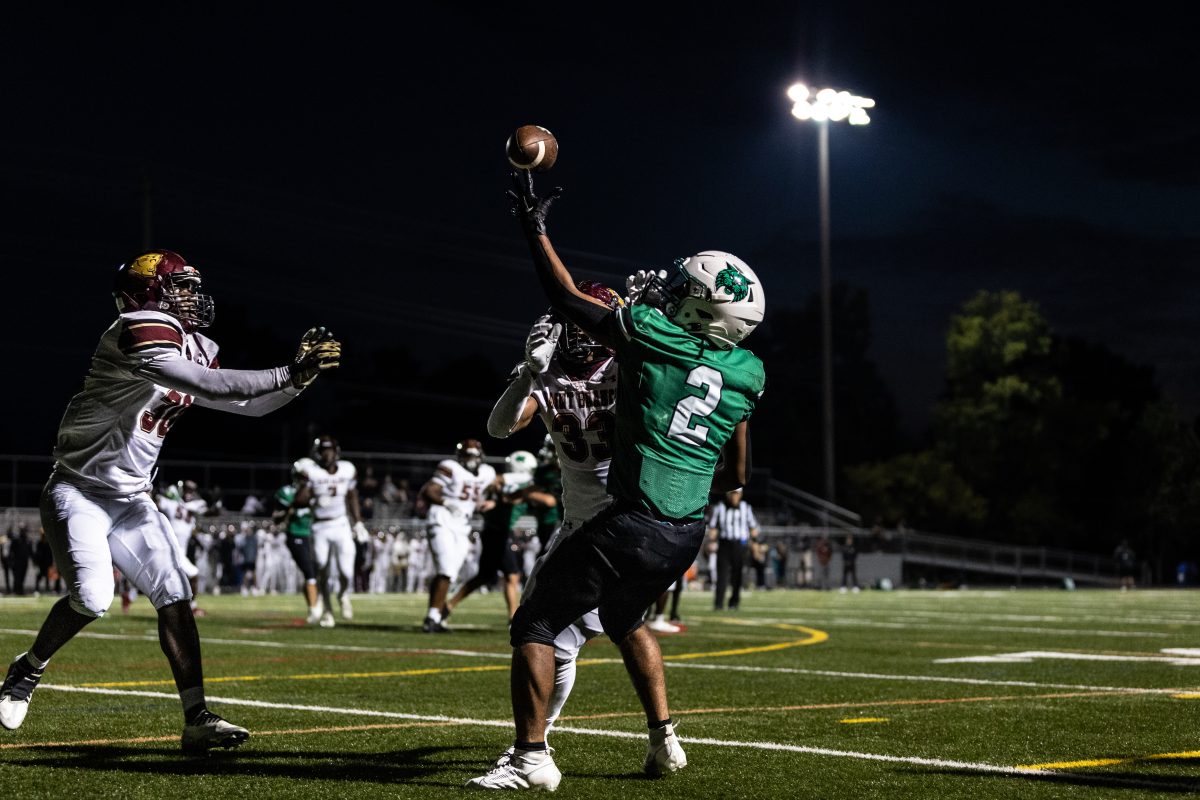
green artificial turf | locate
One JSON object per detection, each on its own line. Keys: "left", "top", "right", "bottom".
{"left": 1, "top": 588, "right": 1197, "bottom": 798}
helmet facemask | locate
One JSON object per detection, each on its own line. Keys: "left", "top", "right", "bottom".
{"left": 161, "top": 269, "right": 215, "bottom": 330}
{"left": 554, "top": 317, "right": 611, "bottom": 377}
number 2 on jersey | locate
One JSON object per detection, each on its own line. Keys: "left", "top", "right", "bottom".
{"left": 667, "top": 366, "right": 723, "bottom": 445}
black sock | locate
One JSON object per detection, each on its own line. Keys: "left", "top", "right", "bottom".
{"left": 515, "top": 740, "right": 547, "bottom": 752}
{"left": 183, "top": 702, "right": 208, "bottom": 723}
{"left": 649, "top": 717, "right": 673, "bottom": 730}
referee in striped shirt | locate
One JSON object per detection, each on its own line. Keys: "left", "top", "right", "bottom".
{"left": 707, "top": 489, "right": 759, "bottom": 611}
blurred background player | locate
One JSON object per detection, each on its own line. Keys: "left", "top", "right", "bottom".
{"left": 529, "top": 436, "right": 562, "bottom": 551}
{"left": 273, "top": 466, "right": 322, "bottom": 622}
{"left": 155, "top": 479, "right": 208, "bottom": 614}
{"left": 0, "top": 249, "right": 339, "bottom": 752}
{"left": 445, "top": 450, "right": 539, "bottom": 621}
{"left": 294, "top": 435, "right": 369, "bottom": 628}
{"left": 418, "top": 439, "right": 496, "bottom": 632}
{"left": 485, "top": 281, "right": 623, "bottom": 752}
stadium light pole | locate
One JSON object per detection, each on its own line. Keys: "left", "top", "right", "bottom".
{"left": 788, "top": 83, "right": 874, "bottom": 506}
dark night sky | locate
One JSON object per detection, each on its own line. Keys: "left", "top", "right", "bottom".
{"left": 3, "top": 4, "right": 1198, "bottom": 470}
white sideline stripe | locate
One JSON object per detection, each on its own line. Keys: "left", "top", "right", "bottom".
{"left": 935, "top": 650, "right": 1200, "bottom": 666}
{"left": 656, "top": 662, "right": 1187, "bottom": 695}
{"left": 9, "top": 626, "right": 1185, "bottom": 694}
{"left": 0, "top": 628, "right": 511, "bottom": 660}
{"left": 36, "top": 684, "right": 1045, "bottom": 777}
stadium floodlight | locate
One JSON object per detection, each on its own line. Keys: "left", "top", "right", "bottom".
{"left": 788, "top": 83, "right": 875, "bottom": 125}
{"left": 787, "top": 81, "right": 875, "bottom": 507}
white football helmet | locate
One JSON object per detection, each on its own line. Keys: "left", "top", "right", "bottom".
{"left": 654, "top": 251, "right": 765, "bottom": 348}
{"left": 505, "top": 450, "right": 537, "bottom": 476}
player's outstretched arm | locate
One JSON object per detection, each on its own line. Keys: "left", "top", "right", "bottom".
{"left": 507, "top": 170, "right": 619, "bottom": 347}
{"left": 487, "top": 316, "right": 558, "bottom": 437}
{"left": 183, "top": 328, "right": 341, "bottom": 416}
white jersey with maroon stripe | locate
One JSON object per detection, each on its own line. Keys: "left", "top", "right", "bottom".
{"left": 430, "top": 459, "right": 496, "bottom": 521}
{"left": 52, "top": 310, "right": 219, "bottom": 497}
{"left": 294, "top": 458, "right": 358, "bottom": 522}
{"left": 528, "top": 356, "right": 618, "bottom": 526}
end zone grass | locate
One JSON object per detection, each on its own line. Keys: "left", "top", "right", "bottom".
{"left": 1, "top": 588, "right": 1198, "bottom": 798}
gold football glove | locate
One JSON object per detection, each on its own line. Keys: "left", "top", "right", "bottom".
{"left": 292, "top": 327, "right": 341, "bottom": 388}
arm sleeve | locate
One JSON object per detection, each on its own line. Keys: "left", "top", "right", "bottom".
{"left": 133, "top": 351, "right": 296, "bottom": 402}
{"left": 525, "top": 234, "right": 622, "bottom": 346}
{"left": 193, "top": 389, "right": 302, "bottom": 417}
{"left": 487, "top": 365, "right": 537, "bottom": 438}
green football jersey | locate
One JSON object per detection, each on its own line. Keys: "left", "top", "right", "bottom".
{"left": 274, "top": 484, "right": 313, "bottom": 538}
{"left": 608, "top": 303, "right": 765, "bottom": 520}
{"left": 483, "top": 495, "right": 527, "bottom": 532}
{"left": 531, "top": 463, "right": 563, "bottom": 528}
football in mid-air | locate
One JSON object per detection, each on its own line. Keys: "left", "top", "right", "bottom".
{"left": 506, "top": 125, "right": 558, "bottom": 172}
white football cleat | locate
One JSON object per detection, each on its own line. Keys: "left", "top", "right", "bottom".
{"left": 466, "top": 747, "right": 561, "bottom": 791}
{"left": 644, "top": 723, "right": 687, "bottom": 777}
{"left": 647, "top": 617, "right": 681, "bottom": 634}
{"left": 181, "top": 709, "right": 250, "bottom": 754}
{"left": 338, "top": 593, "right": 353, "bottom": 620}
{"left": 0, "top": 654, "right": 44, "bottom": 731}
{"left": 306, "top": 605, "right": 323, "bottom": 625}
{"left": 319, "top": 611, "right": 336, "bottom": 628}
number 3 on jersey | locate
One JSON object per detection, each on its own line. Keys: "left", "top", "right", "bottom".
{"left": 667, "top": 366, "right": 723, "bottom": 445}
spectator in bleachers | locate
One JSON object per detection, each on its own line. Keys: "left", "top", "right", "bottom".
{"left": 1114, "top": 539, "right": 1137, "bottom": 591}
{"left": 750, "top": 537, "right": 770, "bottom": 591}
{"left": 841, "top": 534, "right": 859, "bottom": 591}
{"left": 814, "top": 535, "right": 833, "bottom": 590}
{"left": 772, "top": 540, "right": 789, "bottom": 588}
{"left": 358, "top": 465, "right": 380, "bottom": 521}
{"left": 389, "top": 531, "right": 411, "bottom": 593}
{"left": 9, "top": 525, "right": 32, "bottom": 595}
{"left": 238, "top": 522, "right": 259, "bottom": 596}
{"left": 33, "top": 531, "right": 56, "bottom": 594}
{"left": 240, "top": 493, "right": 266, "bottom": 516}
{"left": 0, "top": 530, "right": 10, "bottom": 593}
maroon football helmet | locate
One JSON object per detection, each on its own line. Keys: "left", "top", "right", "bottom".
{"left": 113, "top": 250, "right": 214, "bottom": 331}
{"left": 553, "top": 280, "right": 624, "bottom": 377}
{"left": 456, "top": 439, "right": 484, "bottom": 472}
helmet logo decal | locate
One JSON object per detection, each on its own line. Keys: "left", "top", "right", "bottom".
{"left": 715, "top": 264, "right": 753, "bottom": 302}
{"left": 131, "top": 252, "right": 163, "bottom": 277}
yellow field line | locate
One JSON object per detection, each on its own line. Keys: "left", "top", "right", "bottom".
{"left": 558, "top": 691, "right": 1119, "bottom": 721}
{"left": 0, "top": 720, "right": 465, "bottom": 751}
{"left": 1020, "top": 749, "right": 1200, "bottom": 770}
{"left": 81, "top": 621, "right": 829, "bottom": 687}
{"left": 839, "top": 718, "right": 887, "bottom": 724}
{"left": 663, "top": 622, "right": 827, "bottom": 660}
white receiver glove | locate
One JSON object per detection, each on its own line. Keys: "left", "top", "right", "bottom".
{"left": 524, "top": 315, "right": 562, "bottom": 374}
{"left": 353, "top": 521, "right": 370, "bottom": 544}
{"left": 625, "top": 269, "right": 666, "bottom": 305}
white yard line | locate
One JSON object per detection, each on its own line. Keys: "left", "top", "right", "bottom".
{"left": 656, "top": 662, "right": 1189, "bottom": 694}
{"left": 33, "top": 684, "right": 1047, "bottom": 778}
{"left": 0, "top": 628, "right": 511, "bottom": 659}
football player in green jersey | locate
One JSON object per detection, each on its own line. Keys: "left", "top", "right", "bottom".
{"left": 468, "top": 171, "right": 765, "bottom": 791}
{"left": 272, "top": 467, "right": 321, "bottom": 624}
